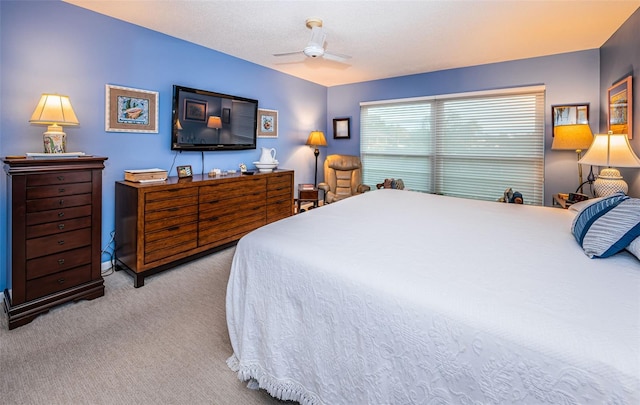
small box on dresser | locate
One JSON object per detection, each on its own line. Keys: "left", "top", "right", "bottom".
{"left": 3, "top": 156, "right": 108, "bottom": 329}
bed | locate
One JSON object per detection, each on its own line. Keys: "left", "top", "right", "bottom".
{"left": 226, "top": 189, "right": 640, "bottom": 404}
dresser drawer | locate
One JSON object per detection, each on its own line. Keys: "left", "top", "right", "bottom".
{"left": 27, "top": 171, "right": 91, "bottom": 187}
{"left": 27, "top": 193, "right": 92, "bottom": 212}
{"left": 27, "top": 182, "right": 92, "bottom": 199}
{"left": 145, "top": 221, "right": 198, "bottom": 243}
{"left": 26, "top": 216, "right": 91, "bottom": 239}
{"left": 145, "top": 204, "right": 198, "bottom": 223}
{"left": 200, "top": 191, "right": 264, "bottom": 215}
{"left": 268, "top": 173, "right": 292, "bottom": 188}
{"left": 26, "top": 228, "right": 92, "bottom": 260}
{"left": 26, "top": 246, "right": 92, "bottom": 280}
{"left": 145, "top": 187, "right": 197, "bottom": 202}
{"left": 144, "top": 233, "right": 198, "bottom": 264}
{"left": 146, "top": 213, "right": 198, "bottom": 233}
{"left": 26, "top": 205, "right": 92, "bottom": 226}
{"left": 26, "top": 264, "right": 92, "bottom": 301}
{"left": 199, "top": 177, "right": 266, "bottom": 202}
{"left": 145, "top": 195, "right": 198, "bottom": 214}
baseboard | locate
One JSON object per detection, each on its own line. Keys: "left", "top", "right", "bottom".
{"left": 101, "top": 261, "right": 113, "bottom": 272}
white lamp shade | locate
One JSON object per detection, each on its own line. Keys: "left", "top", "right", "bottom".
{"left": 579, "top": 133, "right": 640, "bottom": 168}
{"left": 29, "top": 94, "right": 79, "bottom": 126}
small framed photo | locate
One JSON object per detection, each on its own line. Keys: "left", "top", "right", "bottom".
{"left": 257, "top": 108, "right": 278, "bottom": 138}
{"left": 222, "top": 108, "right": 231, "bottom": 124}
{"left": 551, "top": 104, "right": 589, "bottom": 136}
{"left": 333, "top": 117, "right": 351, "bottom": 139}
{"left": 184, "top": 99, "right": 208, "bottom": 122}
{"left": 105, "top": 84, "right": 159, "bottom": 133}
{"left": 608, "top": 76, "right": 633, "bottom": 139}
{"left": 177, "top": 165, "right": 193, "bottom": 178}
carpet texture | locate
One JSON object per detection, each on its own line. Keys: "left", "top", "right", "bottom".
{"left": 0, "top": 247, "right": 287, "bottom": 404}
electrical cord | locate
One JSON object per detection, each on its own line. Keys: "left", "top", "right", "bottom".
{"left": 168, "top": 150, "right": 180, "bottom": 178}
{"left": 100, "top": 230, "right": 116, "bottom": 276}
{"left": 575, "top": 165, "right": 596, "bottom": 194}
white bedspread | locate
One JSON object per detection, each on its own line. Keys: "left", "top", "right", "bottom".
{"left": 226, "top": 189, "right": 640, "bottom": 404}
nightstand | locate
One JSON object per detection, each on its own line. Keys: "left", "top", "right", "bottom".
{"left": 298, "top": 184, "right": 319, "bottom": 213}
{"left": 552, "top": 194, "right": 570, "bottom": 209}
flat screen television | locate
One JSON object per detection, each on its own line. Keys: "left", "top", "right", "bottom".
{"left": 171, "top": 85, "right": 258, "bottom": 151}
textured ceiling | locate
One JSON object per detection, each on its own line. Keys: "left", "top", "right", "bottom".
{"left": 63, "top": 0, "right": 639, "bottom": 87}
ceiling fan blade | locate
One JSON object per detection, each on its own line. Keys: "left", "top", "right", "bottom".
{"left": 323, "top": 51, "right": 351, "bottom": 63}
{"left": 273, "top": 51, "right": 303, "bottom": 57}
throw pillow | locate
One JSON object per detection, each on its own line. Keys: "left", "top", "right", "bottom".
{"left": 571, "top": 193, "right": 640, "bottom": 258}
{"left": 627, "top": 237, "right": 640, "bottom": 261}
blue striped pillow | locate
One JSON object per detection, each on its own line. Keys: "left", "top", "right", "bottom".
{"left": 571, "top": 193, "right": 640, "bottom": 258}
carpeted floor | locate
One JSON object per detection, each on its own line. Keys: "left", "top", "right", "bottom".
{"left": 0, "top": 247, "right": 287, "bottom": 404}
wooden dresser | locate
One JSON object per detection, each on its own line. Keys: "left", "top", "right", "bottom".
{"left": 3, "top": 156, "right": 107, "bottom": 329}
{"left": 115, "top": 170, "right": 293, "bottom": 287}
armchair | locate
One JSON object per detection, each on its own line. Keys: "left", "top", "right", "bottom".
{"left": 318, "top": 154, "right": 370, "bottom": 204}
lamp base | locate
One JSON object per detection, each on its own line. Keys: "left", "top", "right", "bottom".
{"left": 43, "top": 125, "right": 66, "bottom": 153}
{"left": 593, "top": 167, "right": 627, "bottom": 197}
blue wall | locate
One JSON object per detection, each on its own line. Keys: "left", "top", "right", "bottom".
{"left": 1, "top": 1, "right": 638, "bottom": 291}
{"left": 0, "top": 0, "right": 327, "bottom": 291}
{"left": 600, "top": 7, "right": 640, "bottom": 194}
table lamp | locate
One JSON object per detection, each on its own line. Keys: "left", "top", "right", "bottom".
{"left": 29, "top": 94, "right": 79, "bottom": 153}
{"left": 552, "top": 124, "right": 593, "bottom": 193}
{"left": 578, "top": 131, "right": 640, "bottom": 196}
{"left": 305, "top": 130, "right": 327, "bottom": 186}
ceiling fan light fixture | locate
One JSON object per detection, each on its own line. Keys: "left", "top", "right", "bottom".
{"left": 304, "top": 45, "right": 324, "bottom": 58}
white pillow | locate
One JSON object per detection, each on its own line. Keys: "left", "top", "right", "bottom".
{"left": 568, "top": 197, "right": 604, "bottom": 214}
{"left": 627, "top": 237, "right": 640, "bottom": 260}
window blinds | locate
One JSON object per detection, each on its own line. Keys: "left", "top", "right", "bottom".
{"left": 360, "top": 87, "right": 545, "bottom": 205}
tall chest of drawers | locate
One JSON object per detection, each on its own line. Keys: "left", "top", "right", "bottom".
{"left": 3, "top": 157, "right": 107, "bottom": 329}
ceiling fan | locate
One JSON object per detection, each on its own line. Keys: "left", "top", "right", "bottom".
{"left": 274, "top": 18, "right": 351, "bottom": 63}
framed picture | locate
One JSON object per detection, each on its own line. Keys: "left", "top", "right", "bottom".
{"left": 222, "top": 108, "right": 231, "bottom": 124}
{"left": 333, "top": 117, "right": 351, "bottom": 139}
{"left": 257, "top": 108, "right": 278, "bottom": 138}
{"left": 176, "top": 165, "right": 193, "bottom": 178}
{"left": 551, "top": 104, "right": 589, "bottom": 136}
{"left": 184, "top": 99, "right": 207, "bottom": 122}
{"left": 608, "top": 76, "right": 633, "bottom": 139}
{"left": 105, "top": 85, "right": 158, "bottom": 133}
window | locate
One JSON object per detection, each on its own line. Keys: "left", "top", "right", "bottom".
{"left": 360, "top": 86, "right": 545, "bottom": 205}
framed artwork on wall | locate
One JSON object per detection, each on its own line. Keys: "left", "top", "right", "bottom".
{"left": 551, "top": 104, "right": 589, "bottom": 136}
{"left": 105, "top": 84, "right": 159, "bottom": 133}
{"left": 183, "top": 99, "right": 208, "bottom": 122}
{"left": 608, "top": 76, "right": 633, "bottom": 139}
{"left": 333, "top": 117, "right": 351, "bottom": 139}
{"left": 257, "top": 108, "right": 278, "bottom": 138}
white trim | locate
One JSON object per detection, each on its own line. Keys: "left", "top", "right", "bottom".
{"left": 360, "top": 85, "right": 546, "bottom": 106}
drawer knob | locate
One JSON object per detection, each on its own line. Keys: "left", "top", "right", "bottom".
{"left": 58, "top": 240, "right": 65, "bottom": 245}
{"left": 58, "top": 224, "right": 65, "bottom": 230}
{"left": 58, "top": 199, "right": 64, "bottom": 206}
{"left": 58, "top": 188, "right": 65, "bottom": 193}
{"left": 57, "top": 176, "right": 65, "bottom": 181}
{"left": 58, "top": 259, "right": 65, "bottom": 265}
{"left": 58, "top": 212, "right": 65, "bottom": 217}
{"left": 57, "top": 278, "right": 65, "bottom": 284}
